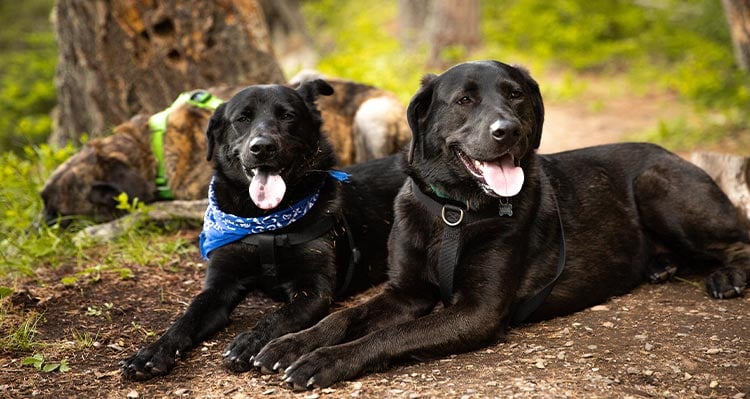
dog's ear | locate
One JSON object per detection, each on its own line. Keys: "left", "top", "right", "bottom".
{"left": 406, "top": 73, "right": 437, "bottom": 164}
{"left": 296, "top": 78, "right": 334, "bottom": 106}
{"left": 512, "top": 65, "right": 545, "bottom": 149}
{"left": 205, "top": 103, "right": 227, "bottom": 161}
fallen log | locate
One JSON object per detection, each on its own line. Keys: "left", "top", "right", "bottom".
{"left": 74, "top": 199, "right": 207, "bottom": 244}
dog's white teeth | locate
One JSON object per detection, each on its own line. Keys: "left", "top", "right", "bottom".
{"left": 474, "top": 160, "right": 483, "bottom": 169}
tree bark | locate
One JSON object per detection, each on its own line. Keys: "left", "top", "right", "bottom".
{"left": 426, "top": 0, "right": 482, "bottom": 68}
{"left": 722, "top": 0, "right": 750, "bottom": 71}
{"left": 690, "top": 151, "right": 750, "bottom": 221}
{"left": 52, "top": 0, "right": 285, "bottom": 146}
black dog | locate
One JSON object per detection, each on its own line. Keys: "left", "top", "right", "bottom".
{"left": 120, "top": 80, "right": 405, "bottom": 380}
{"left": 251, "top": 61, "right": 750, "bottom": 389}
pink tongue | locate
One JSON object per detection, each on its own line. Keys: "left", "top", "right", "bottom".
{"left": 479, "top": 155, "right": 524, "bottom": 197}
{"left": 249, "top": 171, "right": 286, "bottom": 210}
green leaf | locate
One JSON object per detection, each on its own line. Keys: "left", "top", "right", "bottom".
{"left": 42, "top": 363, "right": 59, "bottom": 372}
{"left": 60, "top": 276, "right": 77, "bottom": 286}
{"left": 0, "top": 286, "right": 12, "bottom": 298}
{"left": 58, "top": 360, "right": 71, "bottom": 372}
{"left": 21, "top": 355, "right": 41, "bottom": 366}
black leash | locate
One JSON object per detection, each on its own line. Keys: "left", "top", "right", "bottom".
{"left": 240, "top": 210, "right": 360, "bottom": 298}
{"left": 410, "top": 179, "right": 566, "bottom": 323}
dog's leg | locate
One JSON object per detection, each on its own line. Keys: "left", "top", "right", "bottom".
{"left": 223, "top": 273, "right": 341, "bottom": 373}
{"left": 120, "top": 276, "right": 247, "bottom": 380}
{"left": 635, "top": 160, "right": 750, "bottom": 298}
{"left": 253, "top": 286, "right": 436, "bottom": 374}
{"left": 281, "top": 299, "right": 505, "bottom": 390}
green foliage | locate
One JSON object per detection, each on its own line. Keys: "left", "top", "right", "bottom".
{"left": 0, "top": 143, "right": 83, "bottom": 277}
{"left": 21, "top": 353, "right": 70, "bottom": 373}
{"left": 1, "top": 311, "right": 42, "bottom": 352}
{"left": 481, "top": 0, "right": 748, "bottom": 138}
{"left": 0, "top": 0, "right": 57, "bottom": 152}
{"left": 301, "top": 0, "right": 426, "bottom": 103}
{"left": 70, "top": 328, "right": 99, "bottom": 349}
{"left": 304, "top": 0, "right": 748, "bottom": 148}
{"left": 0, "top": 141, "right": 197, "bottom": 281}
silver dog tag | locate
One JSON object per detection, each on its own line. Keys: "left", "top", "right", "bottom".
{"left": 498, "top": 202, "right": 513, "bottom": 217}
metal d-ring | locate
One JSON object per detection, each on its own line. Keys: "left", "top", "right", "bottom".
{"left": 441, "top": 204, "right": 464, "bottom": 226}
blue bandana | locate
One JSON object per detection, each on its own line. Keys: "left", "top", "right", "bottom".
{"left": 199, "top": 171, "right": 350, "bottom": 259}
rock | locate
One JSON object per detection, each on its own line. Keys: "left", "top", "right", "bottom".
{"left": 126, "top": 391, "right": 139, "bottom": 399}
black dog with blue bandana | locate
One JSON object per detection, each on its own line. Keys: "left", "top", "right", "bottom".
{"left": 121, "top": 79, "right": 406, "bottom": 380}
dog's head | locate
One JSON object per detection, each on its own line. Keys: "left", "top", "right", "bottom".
{"left": 40, "top": 125, "right": 156, "bottom": 227}
{"left": 205, "top": 79, "right": 336, "bottom": 210}
{"left": 406, "top": 61, "right": 544, "bottom": 204}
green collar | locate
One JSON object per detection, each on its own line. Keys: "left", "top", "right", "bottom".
{"left": 148, "top": 90, "right": 225, "bottom": 200}
{"left": 429, "top": 184, "right": 464, "bottom": 204}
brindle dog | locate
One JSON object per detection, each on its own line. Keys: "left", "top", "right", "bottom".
{"left": 40, "top": 77, "right": 409, "bottom": 225}
{"left": 120, "top": 79, "right": 406, "bottom": 380}
{"left": 251, "top": 61, "right": 750, "bottom": 389}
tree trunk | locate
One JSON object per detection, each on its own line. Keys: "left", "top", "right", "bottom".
{"left": 52, "top": 0, "right": 285, "bottom": 146}
{"left": 722, "top": 0, "right": 750, "bottom": 71}
{"left": 690, "top": 151, "right": 750, "bottom": 221}
{"left": 259, "top": 0, "right": 317, "bottom": 71}
{"left": 426, "top": 0, "right": 482, "bottom": 68}
{"left": 398, "top": 0, "right": 431, "bottom": 50}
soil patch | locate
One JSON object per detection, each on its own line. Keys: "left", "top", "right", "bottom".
{"left": 0, "top": 226, "right": 748, "bottom": 399}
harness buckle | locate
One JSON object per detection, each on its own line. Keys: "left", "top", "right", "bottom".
{"left": 441, "top": 204, "right": 464, "bottom": 227}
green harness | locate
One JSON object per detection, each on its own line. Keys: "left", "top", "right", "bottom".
{"left": 148, "top": 90, "right": 225, "bottom": 200}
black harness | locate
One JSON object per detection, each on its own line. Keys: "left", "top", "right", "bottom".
{"left": 239, "top": 210, "right": 361, "bottom": 298}
{"left": 410, "top": 179, "right": 566, "bottom": 324}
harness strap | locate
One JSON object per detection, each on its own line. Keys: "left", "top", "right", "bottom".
{"left": 148, "top": 90, "right": 225, "bottom": 200}
{"left": 410, "top": 179, "right": 566, "bottom": 323}
{"left": 410, "top": 180, "right": 491, "bottom": 305}
{"left": 438, "top": 207, "right": 463, "bottom": 304}
{"left": 238, "top": 211, "right": 360, "bottom": 298}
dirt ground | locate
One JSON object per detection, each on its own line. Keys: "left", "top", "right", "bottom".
{"left": 1, "top": 91, "right": 749, "bottom": 399}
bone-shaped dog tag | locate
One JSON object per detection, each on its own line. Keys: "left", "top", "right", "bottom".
{"left": 498, "top": 201, "right": 513, "bottom": 217}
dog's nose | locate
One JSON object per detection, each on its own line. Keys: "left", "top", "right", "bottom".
{"left": 489, "top": 119, "right": 519, "bottom": 142}
{"left": 249, "top": 137, "right": 278, "bottom": 157}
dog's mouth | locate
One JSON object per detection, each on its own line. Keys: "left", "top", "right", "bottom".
{"left": 454, "top": 148, "right": 525, "bottom": 197}
{"left": 246, "top": 166, "right": 286, "bottom": 210}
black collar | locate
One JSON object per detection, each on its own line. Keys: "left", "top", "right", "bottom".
{"left": 409, "top": 179, "right": 566, "bottom": 324}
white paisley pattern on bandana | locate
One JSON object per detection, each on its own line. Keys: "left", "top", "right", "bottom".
{"left": 199, "top": 171, "right": 350, "bottom": 259}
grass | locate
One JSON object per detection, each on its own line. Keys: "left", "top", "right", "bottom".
{"left": 1, "top": 309, "right": 43, "bottom": 352}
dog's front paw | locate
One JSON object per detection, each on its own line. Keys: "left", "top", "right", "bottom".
{"left": 120, "top": 343, "right": 179, "bottom": 381}
{"left": 254, "top": 331, "right": 318, "bottom": 375}
{"left": 283, "top": 346, "right": 359, "bottom": 390}
{"left": 706, "top": 266, "right": 747, "bottom": 299}
{"left": 223, "top": 331, "right": 267, "bottom": 372}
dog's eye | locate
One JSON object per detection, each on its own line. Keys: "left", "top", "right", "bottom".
{"left": 510, "top": 90, "right": 524, "bottom": 99}
{"left": 280, "top": 112, "right": 295, "bottom": 121}
{"left": 236, "top": 115, "right": 250, "bottom": 123}
{"left": 456, "top": 96, "right": 472, "bottom": 105}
